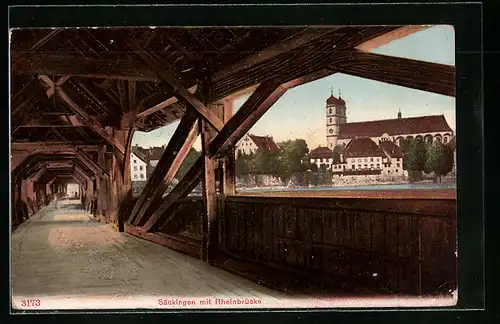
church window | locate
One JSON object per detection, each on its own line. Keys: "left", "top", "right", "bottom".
{"left": 444, "top": 137, "right": 448, "bottom": 144}
{"left": 329, "top": 109, "right": 332, "bottom": 114}
{"left": 329, "top": 118, "right": 332, "bottom": 123}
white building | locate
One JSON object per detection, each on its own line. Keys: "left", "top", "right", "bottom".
{"left": 130, "top": 152, "right": 148, "bottom": 181}
{"left": 235, "top": 134, "right": 280, "bottom": 156}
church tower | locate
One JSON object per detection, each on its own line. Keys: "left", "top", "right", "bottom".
{"left": 326, "top": 88, "right": 347, "bottom": 149}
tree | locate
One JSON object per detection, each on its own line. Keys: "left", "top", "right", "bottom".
{"left": 251, "top": 148, "right": 279, "bottom": 174}
{"left": 276, "top": 139, "right": 309, "bottom": 182}
{"left": 175, "top": 148, "right": 201, "bottom": 180}
{"left": 235, "top": 152, "right": 251, "bottom": 176}
{"left": 425, "top": 142, "right": 454, "bottom": 182}
{"left": 332, "top": 144, "right": 344, "bottom": 163}
{"left": 403, "top": 138, "right": 427, "bottom": 171}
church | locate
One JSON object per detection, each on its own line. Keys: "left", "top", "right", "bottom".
{"left": 307, "top": 90, "right": 455, "bottom": 176}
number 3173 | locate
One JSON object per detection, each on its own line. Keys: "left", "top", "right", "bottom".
{"left": 21, "top": 299, "right": 40, "bottom": 307}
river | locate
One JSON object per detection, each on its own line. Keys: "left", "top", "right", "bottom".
{"left": 238, "top": 182, "right": 456, "bottom": 193}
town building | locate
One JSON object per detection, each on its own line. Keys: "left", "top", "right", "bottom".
{"left": 235, "top": 134, "right": 280, "bottom": 156}
{"left": 308, "top": 146, "right": 335, "bottom": 170}
{"left": 130, "top": 148, "right": 148, "bottom": 181}
{"left": 331, "top": 138, "right": 404, "bottom": 178}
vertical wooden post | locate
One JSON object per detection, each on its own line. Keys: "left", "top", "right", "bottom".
{"left": 113, "top": 128, "right": 134, "bottom": 232}
{"left": 201, "top": 101, "right": 224, "bottom": 263}
{"left": 219, "top": 99, "right": 235, "bottom": 252}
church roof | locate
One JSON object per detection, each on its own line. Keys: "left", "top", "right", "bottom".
{"left": 249, "top": 134, "right": 280, "bottom": 154}
{"left": 344, "top": 138, "right": 384, "bottom": 158}
{"left": 338, "top": 115, "right": 453, "bottom": 139}
{"left": 309, "top": 146, "right": 333, "bottom": 159}
{"left": 326, "top": 94, "right": 346, "bottom": 106}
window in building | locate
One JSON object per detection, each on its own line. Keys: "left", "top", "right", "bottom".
{"left": 370, "top": 164, "right": 373, "bottom": 168}
{"left": 370, "top": 158, "right": 373, "bottom": 162}
{"left": 444, "top": 137, "right": 448, "bottom": 144}
{"left": 377, "top": 164, "right": 380, "bottom": 168}
{"left": 134, "top": 160, "right": 137, "bottom": 163}
{"left": 139, "top": 166, "right": 143, "bottom": 170}
{"left": 329, "top": 118, "right": 332, "bottom": 123}
{"left": 140, "top": 174, "right": 144, "bottom": 179}
{"left": 364, "top": 164, "right": 367, "bottom": 168}
{"left": 396, "top": 163, "right": 400, "bottom": 167}
{"left": 134, "top": 166, "right": 137, "bottom": 171}
{"left": 396, "top": 169, "right": 398, "bottom": 172}
{"left": 388, "top": 170, "right": 391, "bottom": 173}
{"left": 329, "top": 108, "right": 332, "bottom": 114}
{"left": 358, "top": 164, "right": 361, "bottom": 168}
{"left": 364, "top": 158, "right": 368, "bottom": 162}
{"left": 352, "top": 165, "right": 355, "bottom": 170}
{"left": 134, "top": 174, "right": 138, "bottom": 179}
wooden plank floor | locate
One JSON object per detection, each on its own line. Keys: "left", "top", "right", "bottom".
{"left": 11, "top": 199, "right": 456, "bottom": 310}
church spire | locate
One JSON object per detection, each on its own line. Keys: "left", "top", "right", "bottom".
{"left": 398, "top": 108, "right": 402, "bottom": 119}
{"left": 330, "top": 86, "right": 333, "bottom": 96}
{"left": 338, "top": 88, "right": 341, "bottom": 99}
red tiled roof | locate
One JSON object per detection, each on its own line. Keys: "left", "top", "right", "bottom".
{"left": 249, "top": 135, "right": 280, "bottom": 154}
{"left": 338, "top": 115, "right": 453, "bottom": 139}
{"left": 309, "top": 146, "right": 333, "bottom": 159}
{"left": 326, "top": 95, "right": 346, "bottom": 106}
{"left": 379, "top": 140, "right": 404, "bottom": 158}
{"left": 344, "top": 138, "right": 384, "bottom": 158}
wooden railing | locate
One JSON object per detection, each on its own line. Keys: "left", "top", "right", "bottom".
{"left": 219, "top": 195, "right": 457, "bottom": 294}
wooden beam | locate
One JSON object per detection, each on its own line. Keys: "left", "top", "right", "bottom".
{"left": 128, "top": 80, "right": 137, "bottom": 112}
{"left": 72, "top": 77, "right": 122, "bottom": 117}
{"left": 208, "top": 80, "right": 288, "bottom": 158}
{"left": 76, "top": 150, "right": 110, "bottom": 178}
{"left": 11, "top": 143, "right": 102, "bottom": 152}
{"left": 132, "top": 119, "right": 199, "bottom": 226}
{"left": 143, "top": 156, "right": 203, "bottom": 232}
{"left": 136, "top": 85, "right": 197, "bottom": 118}
{"left": 330, "top": 50, "right": 456, "bottom": 97}
{"left": 125, "top": 38, "right": 224, "bottom": 132}
{"left": 211, "top": 28, "right": 339, "bottom": 82}
{"left": 129, "top": 110, "right": 199, "bottom": 225}
{"left": 46, "top": 82, "right": 126, "bottom": 154}
{"left": 12, "top": 54, "right": 162, "bottom": 81}
{"left": 11, "top": 84, "right": 45, "bottom": 117}
{"left": 11, "top": 29, "right": 62, "bottom": 63}
{"left": 355, "top": 25, "right": 431, "bottom": 51}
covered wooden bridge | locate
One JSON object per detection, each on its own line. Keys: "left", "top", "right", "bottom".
{"left": 10, "top": 25, "right": 457, "bottom": 299}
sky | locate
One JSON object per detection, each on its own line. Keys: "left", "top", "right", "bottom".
{"left": 132, "top": 25, "right": 455, "bottom": 151}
